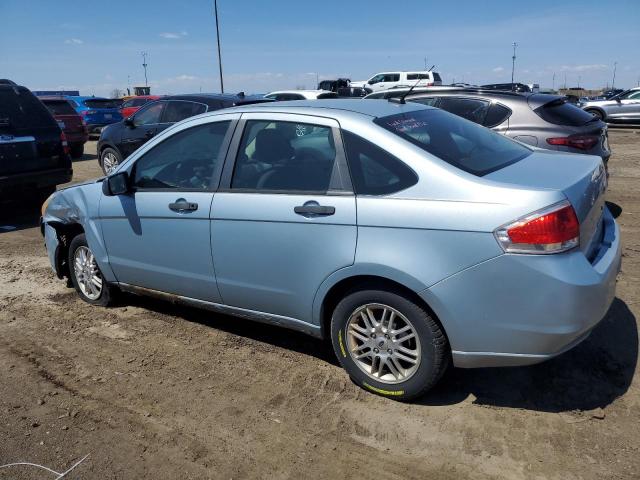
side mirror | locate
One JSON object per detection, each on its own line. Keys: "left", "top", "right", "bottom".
{"left": 615, "top": 98, "right": 622, "bottom": 103}
{"left": 367, "top": 80, "right": 374, "bottom": 85}
{"left": 102, "top": 171, "right": 130, "bottom": 196}
{"left": 124, "top": 117, "right": 135, "bottom": 127}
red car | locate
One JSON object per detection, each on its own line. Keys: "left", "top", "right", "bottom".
{"left": 120, "top": 95, "right": 163, "bottom": 118}
{"left": 39, "top": 97, "right": 89, "bottom": 158}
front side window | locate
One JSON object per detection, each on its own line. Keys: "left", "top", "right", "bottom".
{"left": 343, "top": 130, "right": 417, "bottom": 195}
{"left": 626, "top": 90, "right": 640, "bottom": 100}
{"left": 374, "top": 108, "right": 531, "bottom": 176}
{"left": 134, "top": 102, "right": 164, "bottom": 126}
{"left": 437, "top": 97, "right": 491, "bottom": 125}
{"left": 384, "top": 74, "right": 401, "bottom": 82}
{"left": 133, "top": 121, "right": 231, "bottom": 190}
{"left": 231, "top": 120, "right": 337, "bottom": 192}
{"left": 369, "top": 74, "right": 385, "bottom": 84}
{"left": 162, "top": 101, "right": 206, "bottom": 123}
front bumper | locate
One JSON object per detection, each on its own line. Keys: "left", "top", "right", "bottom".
{"left": 0, "top": 167, "right": 73, "bottom": 194}
{"left": 422, "top": 207, "right": 622, "bottom": 368}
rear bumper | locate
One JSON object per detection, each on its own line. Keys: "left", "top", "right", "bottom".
{"left": 0, "top": 167, "right": 73, "bottom": 194}
{"left": 65, "top": 131, "right": 89, "bottom": 144}
{"left": 422, "top": 207, "right": 621, "bottom": 368}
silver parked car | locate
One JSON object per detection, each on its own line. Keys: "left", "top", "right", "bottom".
{"left": 579, "top": 87, "right": 640, "bottom": 124}
{"left": 366, "top": 88, "right": 611, "bottom": 164}
{"left": 41, "top": 100, "right": 620, "bottom": 400}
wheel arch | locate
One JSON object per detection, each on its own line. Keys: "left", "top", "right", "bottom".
{"left": 47, "top": 221, "right": 86, "bottom": 279}
{"left": 316, "top": 272, "right": 450, "bottom": 347}
{"left": 584, "top": 107, "right": 606, "bottom": 120}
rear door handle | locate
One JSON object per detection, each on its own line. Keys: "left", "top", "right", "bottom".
{"left": 294, "top": 201, "right": 335, "bottom": 217}
{"left": 169, "top": 198, "right": 198, "bottom": 212}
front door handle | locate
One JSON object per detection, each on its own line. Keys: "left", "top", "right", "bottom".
{"left": 294, "top": 201, "right": 335, "bottom": 217}
{"left": 169, "top": 198, "right": 198, "bottom": 212}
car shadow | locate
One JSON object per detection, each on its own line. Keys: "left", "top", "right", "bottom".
{"left": 120, "top": 293, "right": 338, "bottom": 364}
{"left": 420, "top": 298, "right": 637, "bottom": 412}
{"left": 121, "top": 293, "right": 636, "bottom": 412}
{"left": 73, "top": 148, "right": 99, "bottom": 163}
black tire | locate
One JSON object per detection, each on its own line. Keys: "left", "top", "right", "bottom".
{"left": 100, "top": 147, "right": 122, "bottom": 175}
{"left": 586, "top": 109, "right": 604, "bottom": 121}
{"left": 330, "top": 288, "right": 449, "bottom": 401}
{"left": 68, "top": 233, "right": 114, "bottom": 306}
{"left": 70, "top": 143, "right": 84, "bottom": 159}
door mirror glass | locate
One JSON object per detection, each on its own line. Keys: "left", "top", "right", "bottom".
{"left": 103, "top": 171, "right": 130, "bottom": 196}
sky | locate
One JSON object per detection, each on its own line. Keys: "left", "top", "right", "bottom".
{"left": 1, "top": 0, "right": 638, "bottom": 97}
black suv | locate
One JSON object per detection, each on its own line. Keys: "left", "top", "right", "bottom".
{"left": 0, "top": 82, "right": 72, "bottom": 203}
{"left": 97, "top": 93, "right": 271, "bottom": 174}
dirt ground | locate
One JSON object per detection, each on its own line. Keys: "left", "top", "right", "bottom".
{"left": 0, "top": 131, "right": 638, "bottom": 480}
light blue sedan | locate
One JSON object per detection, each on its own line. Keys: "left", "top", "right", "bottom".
{"left": 41, "top": 100, "right": 621, "bottom": 400}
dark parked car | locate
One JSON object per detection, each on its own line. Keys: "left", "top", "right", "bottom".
{"left": 39, "top": 97, "right": 89, "bottom": 158}
{"left": 97, "top": 93, "right": 272, "bottom": 174}
{"left": 481, "top": 83, "right": 531, "bottom": 93}
{"left": 0, "top": 82, "right": 72, "bottom": 202}
{"left": 366, "top": 88, "right": 610, "bottom": 164}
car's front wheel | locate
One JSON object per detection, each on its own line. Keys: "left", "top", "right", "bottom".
{"left": 100, "top": 147, "right": 122, "bottom": 175}
{"left": 331, "top": 289, "right": 449, "bottom": 401}
{"left": 68, "top": 234, "right": 114, "bottom": 306}
{"left": 586, "top": 109, "right": 605, "bottom": 121}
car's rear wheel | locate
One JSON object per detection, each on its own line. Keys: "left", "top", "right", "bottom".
{"left": 330, "top": 289, "right": 449, "bottom": 401}
{"left": 100, "top": 147, "right": 122, "bottom": 175}
{"left": 70, "top": 143, "right": 84, "bottom": 159}
{"left": 68, "top": 234, "right": 114, "bottom": 306}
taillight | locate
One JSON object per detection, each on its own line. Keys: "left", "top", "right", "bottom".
{"left": 494, "top": 201, "right": 579, "bottom": 254}
{"left": 61, "top": 131, "right": 70, "bottom": 155}
{"left": 546, "top": 135, "right": 599, "bottom": 151}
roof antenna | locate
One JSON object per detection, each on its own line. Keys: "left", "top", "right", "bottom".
{"left": 391, "top": 64, "right": 435, "bottom": 104}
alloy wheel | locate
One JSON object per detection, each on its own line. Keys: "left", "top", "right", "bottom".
{"left": 73, "top": 246, "right": 103, "bottom": 300}
{"left": 346, "top": 303, "right": 421, "bottom": 384}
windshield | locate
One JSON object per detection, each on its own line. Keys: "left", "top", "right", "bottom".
{"left": 374, "top": 108, "right": 531, "bottom": 176}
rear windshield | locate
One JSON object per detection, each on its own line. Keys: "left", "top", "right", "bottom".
{"left": 0, "top": 87, "right": 56, "bottom": 129}
{"left": 41, "top": 99, "right": 77, "bottom": 116}
{"left": 534, "top": 98, "right": 598, "bottom": 126}
{"left": 374, "top": 109, "right": 531, "bottom": 176}
{"left": 84, "top": 98, "right": 121, "bottom": 109}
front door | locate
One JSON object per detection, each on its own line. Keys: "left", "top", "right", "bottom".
{"left": 211, "top": 113, "right": 357, "bottom": 323}
{"left": 120, "top": 101, "right": 166, "bottom": 158}
{"left": 100, "top": 117, "right": 235, "bottom": 301}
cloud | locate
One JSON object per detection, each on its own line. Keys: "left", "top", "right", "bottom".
{"left": 160, "top": 31, "right": 188, "bottom": 39}
{"left": 492, "top": 66, "right": 505, "bottom": 73}
{"left": 559, "top": 64, "right": 608, "bottom": 72}
{"left": 64, "top": 38, "right": 83, "bottom": 45}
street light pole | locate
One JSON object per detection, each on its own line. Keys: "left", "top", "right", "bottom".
{"left": 214, "top": 0, "right": 224, "bottom": 93}
{"left": 612, "top": 61, "right": 617, "bottom": 90}
{"left": 141, "top": 52, "right": 148, "bottom": 87}
{"left": 510, "top": 42, "right": 517, "bottom": 90}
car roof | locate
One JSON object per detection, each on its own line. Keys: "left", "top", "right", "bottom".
{"left": 208, "top": 98, "right": 428, "bottom": 120}
{"left": 163, "top": 92, "right": 265, "bottom": 101}
{"left": 66, "top": 95, "right": 111, "bottom": 100}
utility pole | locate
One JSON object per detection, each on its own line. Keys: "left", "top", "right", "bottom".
{"left": 612, "top": 61, "right": 617, "bottom": 90}
{"left": 213, "top": 0, "right": 224, "bottom": 93}
{"left": 510, "top": 42, "right": 517, "bottom": 90}
{"left": 552, "top": 72, "right": 555, "bottom": 90}
{"left": 141, "top": 52, "right": 148, "bottom": 87}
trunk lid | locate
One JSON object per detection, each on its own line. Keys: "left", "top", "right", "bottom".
{"left": 485, "top": 151, "right": 607, "bottom": 258}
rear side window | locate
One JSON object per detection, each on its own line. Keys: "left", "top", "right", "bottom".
{"left": 432, "top": 73, "right": 442, "bottom": 82}
{"left": 437, "top": 97, "right": 491, "bottom": 124}
{"left": 231, "top": 120, "right": 337, "bottom": 193}
{"left": 342, "top": 130, "right": 417, "bottom": 195}
{"left": 375, "top": 109, "right": 531, "bottom": 176}
{"left": 407, "top": 73, "right": 430, "bottom": 80}
{"left": 84, "top": 98, "right": 121, "bottom": 109}
{"left": 483, "top": 103, "right": 512, "bottom": 127}
{"left": 0, "top": 87, "right": 56, "bottom": 129}
{"left": 132, "top": 98, "right": 151, "bottom": 107}
{"left": 534, "top": 98, "right": 597, "bottom": 126}
{"left": 162, "top": 101, "right": 206, "bottom": 123}
{"left": 41, "top": 100, "right": 77, "bottom": 116}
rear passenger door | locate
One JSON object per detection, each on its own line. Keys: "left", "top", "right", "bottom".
{"left": 211, "top": 113, "right": 356, "bottom": 323}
